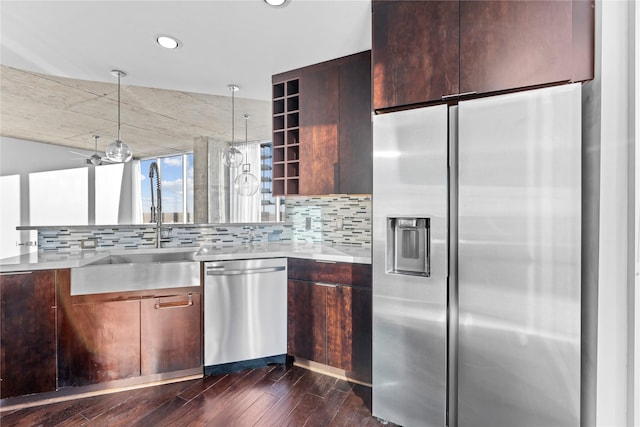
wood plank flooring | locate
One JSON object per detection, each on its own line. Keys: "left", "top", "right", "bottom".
{"left": 0, "top": 365, "right": 397, "bottom": 426}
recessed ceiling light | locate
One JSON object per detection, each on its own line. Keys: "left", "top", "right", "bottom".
{"left": 156, "top": 35, "right": 181, "bottom": 49}
{"left": 264, "top": 0, "right": 289, "bottom": 7}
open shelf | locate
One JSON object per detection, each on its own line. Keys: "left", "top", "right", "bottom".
{"left": 272, "top": 77, "right": 300, "bottom": 195}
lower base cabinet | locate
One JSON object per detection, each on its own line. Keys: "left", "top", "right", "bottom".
{"left": 327, "top": 285, "right": 372, "bottom": 377}
{"left": 141, "top": 294, "right": 202, "bottom": 375}
{"left": 0, "top": 270, "right": 58, "bottom": 398}
{"left": 287, "top": 279, "right": 327, "bottom": 363}
{"left": 58, "top": 298, "right": 141, "bottom": 387}
{"left": 58, "top": 274, "right": 201, "bottom": 387}
{"left": 287, "top": 259, "right": 372, "bottom": 382}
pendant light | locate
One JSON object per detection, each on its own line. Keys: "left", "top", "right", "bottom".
{"left": 234, "top": 114, "right": 259, "bottom": 196}
{"left": 223, "top": 84, "right": 243, "bottom": 168}
{"left": 90, "top": 135, "right": 102, "bottom": 166}
{"left": 105, "top": 70, "right": 133, "bottom": 163}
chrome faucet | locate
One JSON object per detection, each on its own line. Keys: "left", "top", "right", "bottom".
{"left": 149, "top": 162, "right": 162, "bottom": 248}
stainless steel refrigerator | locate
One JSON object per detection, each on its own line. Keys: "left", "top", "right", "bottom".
{"left": 372, "top": 84, "right": 582, "bottom": 427}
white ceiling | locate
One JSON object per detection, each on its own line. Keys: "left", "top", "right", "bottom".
{"left": 0, "top": 0, "right": 372, "bottom": 158}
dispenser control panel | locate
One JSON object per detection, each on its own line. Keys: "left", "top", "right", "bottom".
{"left": 386, "top": 217, "right": 430, "bottom": 277}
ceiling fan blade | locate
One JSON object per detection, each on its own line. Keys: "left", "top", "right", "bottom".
{"left": 69, "top": 150, "right": 90, "bottom": 158}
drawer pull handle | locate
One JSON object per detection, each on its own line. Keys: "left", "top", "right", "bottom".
{"left": 0, "top": 271, "right": 33, "bottom": 276}
{"left": 155, "top": 294, "right": 193, "bottom": 309}
{"left": 315, "top": 282, "right": 337, "bottom": 288}
{"left": 206, "top": 266, "right": 285, "bottom": 276}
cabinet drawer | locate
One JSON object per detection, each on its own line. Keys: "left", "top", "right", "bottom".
{"left": 287, "top": 258, "right": 371, "bottom": 289}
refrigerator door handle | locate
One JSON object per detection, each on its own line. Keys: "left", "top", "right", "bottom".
{"left": 441, "top": 91, "right": 477, "bottom": 100}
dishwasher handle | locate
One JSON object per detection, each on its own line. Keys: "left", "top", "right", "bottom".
{"left": 205, "top": 266, "right": 286, "bottom": 276}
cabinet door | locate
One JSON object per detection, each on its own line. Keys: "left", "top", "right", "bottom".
{"left": 460, "top": 0, "right": 572, "bottom": 94}
{"left": 0, "top": 270, "right": 57, "bottom": 398}
{"left": 372, "top": 0, "right": 460, "bottom": 110}
{"left": 299, "top": 66, "right": 339, "bottom": 195}
{"left": 287, "top": 280, "right": 327, "bottom": 363}
{"left": 141, "top": 293, "right": 202, "bottom": 375}
{"left": 339, "top": 51, "right": 373, "bottom": 194}
{"left": 58, "top": 296, "right": 140, "bottom": 387}
{"left": 327, "top": 286, "right": 372, "bottom": 382}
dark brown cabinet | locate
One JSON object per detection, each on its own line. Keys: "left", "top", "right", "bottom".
{"left": 287, "top": 279, "right": 327, "bottom": 364}
{"left": 58, "top": 274, "right": 202, "bottom": 387}
{"left": 338, "top": 55, "right": 374, "bottom": 195}
{"left": 0, "top": 270, "right": 57, "bottom": 398}
{"left": 459, "top": 0, "right": 573, "bottom": 95}
{"left": 287, "top": 258, "right": 372, "bottom": 382}
{"left": 372, "top": 0, "right": 459, "bottom": 110}
{"left": 57, "top": 276, "right": 141, "bottom": 387}
{"left": 141, "top": 293, "right": 202, "bottom": 375}
{"left": 273, "top": 51, "right": 372, "bottom": 196}
{"left": 372, "top": 0, "right": 594, "bottom": 111}
{"left": 326, "top": 285, "right": 371, "bottom": 376}
{"left": 299, "top": 66, "right": 339, "bottom": 196}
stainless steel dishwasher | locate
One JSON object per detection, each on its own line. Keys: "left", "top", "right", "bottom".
{"left": 203, "top": 258, "right": 287, "bottom": 374}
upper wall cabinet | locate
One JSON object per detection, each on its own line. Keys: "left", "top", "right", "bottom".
{"left": 372, "top": 0, "right": 594, "bottom": 111}
{"left": 372, "top": 1, "right": 460, "bottom": 110}
{"left": 272, "top": 51, "right": 372, "bottom": 196}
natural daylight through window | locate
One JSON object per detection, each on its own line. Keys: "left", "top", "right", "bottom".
{"left": 140, "top": 153, "right": 194, "bottom": 224}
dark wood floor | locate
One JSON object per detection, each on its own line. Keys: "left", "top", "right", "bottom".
{"left": 0, "top": 365, "right": 397, "bottom": 426}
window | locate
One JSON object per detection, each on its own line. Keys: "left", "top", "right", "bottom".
{"left": 29, "top": 167, "right": 88, "bottom": 226}
{"left": 95, "top": 163, "right": 125, "bottom": 224}
{"left": 140, "top": 153, "right": 193, "bottom": 224}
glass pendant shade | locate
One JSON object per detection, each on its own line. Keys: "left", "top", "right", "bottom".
{"left": 234, "top": 164, "right": 259, "bottom": 196}
{"left": 105, "top": 70, "right": 133, "bottom": 163}
{"left": 223, "top": 145, "right": 243, "bottom": 168}
{"left": 89, "top": 153, "right": 102, "bottom": 166}
{"left": 105, "top": 139, "right": 133, "bottom": 162}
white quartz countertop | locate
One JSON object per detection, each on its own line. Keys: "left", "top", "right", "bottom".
{"left": 193, "top": 242, "right": 371, "bottom": 264}
{"left": 0, "top": 243, "right": 371, "bottom": 273}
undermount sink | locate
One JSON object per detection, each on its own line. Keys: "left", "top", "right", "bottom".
{"left": 71, "top": 250, "right": 199, "bottom": 296}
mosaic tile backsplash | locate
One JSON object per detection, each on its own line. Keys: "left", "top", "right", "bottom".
{"left": 284, "top": 195, "right": 371, "bottom": 247}
{"left": 37, "top": 195, "right": 371, "bottom": 252}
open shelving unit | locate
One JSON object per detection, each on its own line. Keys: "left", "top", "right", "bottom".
{"left": 272, "top": 79, "right": 299, "bottom": 195}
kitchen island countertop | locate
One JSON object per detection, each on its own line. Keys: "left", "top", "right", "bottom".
{"left": 0, "top": 243, "right": 371, "bottom": 273}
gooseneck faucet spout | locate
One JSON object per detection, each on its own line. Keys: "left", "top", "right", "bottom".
{"left": 149, "top": 162, "right": 162, "bottom": 248}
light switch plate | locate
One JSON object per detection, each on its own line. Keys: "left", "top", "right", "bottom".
{"left": 80, "top": 239, "right": 97, "bottom": 249}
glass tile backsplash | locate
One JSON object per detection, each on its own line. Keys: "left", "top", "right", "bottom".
{"left": 37, "top": 195, "right": 371, "bottom": 251}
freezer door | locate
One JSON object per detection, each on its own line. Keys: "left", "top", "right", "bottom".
{"left": 372, "top": 105, "right": 448, "bottom": 427}
{"left": 457, "top": 84, "right": 581, "bottom": 426}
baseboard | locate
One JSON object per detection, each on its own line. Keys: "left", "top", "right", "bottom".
{"left": 0, "top": 368, "right": 203, "bottom": 412}
{"left": 292, "top": 358, "right": 372, "bottom": 387}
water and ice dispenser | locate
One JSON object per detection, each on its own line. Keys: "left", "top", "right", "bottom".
{"left": 386, "top": 217, "right": 430, "bottom": 277}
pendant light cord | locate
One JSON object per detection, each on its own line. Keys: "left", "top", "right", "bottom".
{"left": 244, "top": 114, "right": 250, "bottom": 161}
{"left": 117, "top": 72, "right": 121, "bottom": 141}
{"left": 231, "top": 86, "right": 235, "bottom": 145}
